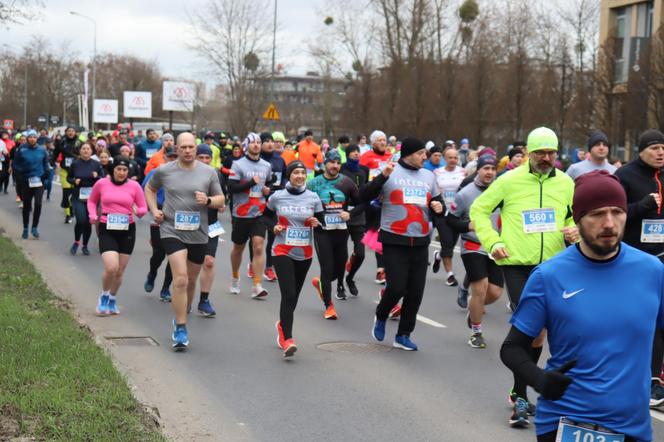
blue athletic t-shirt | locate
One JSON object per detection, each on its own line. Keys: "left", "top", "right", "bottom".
{"left": 511, "top": 243, "right": 664, "bottom": 441}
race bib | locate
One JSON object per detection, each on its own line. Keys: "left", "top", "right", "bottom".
{"left": 443, "top": 190, "right": 456, "bottom": 202}
{"left": 64, "top": 157, "right": 73, "bottom": 167}
{"left": 208, "top": 221, "right": 225, "bottom": 238}
{"left": 28, "top": 176, "right": 42, "bottom": 188}
{"left": 521, "top": 208, "right": 556, "bottom": 234}
{"left": 285, "top": 226, "right": 311, "bottom": 246}
{"left": 174, "top": 211, "right": 200, "bottom": 231}
{"left": 403, "top": 187, "right": 427, "bottom": 205}
{"left": 641, "top": 219, "right": 664, "bottom": 243}
{"left": 146, "top": 147, "right": 158, "bottom": 158}
{"left": 556, "top": 417, "right": 624, "bottom": 442}
{"left": 249, "top": 183, "right": 263, "bottom": 198}
{"left": 107, "top": 213, "right": 129, "bottom": 231}
{"left": 324, "top": 213, "right": 347, "bottom": 230}
{"left": 79, "top": 187, "right": 92, "bottom": 200}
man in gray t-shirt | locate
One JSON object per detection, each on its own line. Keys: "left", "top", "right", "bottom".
{"left": 145, "top": 132, "right": 225, "bottom": 351}
{"left": 567, "top": 130, "right": 617, "bottom": 180}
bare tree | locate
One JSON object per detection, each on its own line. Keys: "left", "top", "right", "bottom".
{"left": 0, "top": 0, "right": 43, "bottom": 26}
{"left": 188, "top": 0, "right": 270, "bottom": 136}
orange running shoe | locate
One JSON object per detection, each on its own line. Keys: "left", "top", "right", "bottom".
{"left": 283, "top": 338, "right": 297, "bottom": 357}
{"left": 324, "top": 304, "right": 338, "bottom": 320}
{"left": 312, "top": 277, "right": 324, "bottom": 304}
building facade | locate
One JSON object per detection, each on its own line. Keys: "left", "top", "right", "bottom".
{"left": 599, "top": 0, "right": 664, "bottom": 159}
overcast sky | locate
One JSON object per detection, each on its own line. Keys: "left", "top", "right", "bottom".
{"left": 3, "top": 0, "right": 326, "bottom": 81}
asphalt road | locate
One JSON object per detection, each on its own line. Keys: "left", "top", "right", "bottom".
{"left": 1, "top": 187, "right": 663, "bottom": 442}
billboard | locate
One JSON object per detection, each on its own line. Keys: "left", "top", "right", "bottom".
{"left": 163, "top": 81, "right": 195, "bottom": 112}
{"left": 93, "top": 99, "right": 119, "bottom": 123}
{"left": 123, "top": 91, "right": 152, "bottom": 118}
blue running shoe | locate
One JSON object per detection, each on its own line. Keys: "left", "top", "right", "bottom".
{"left": 81, "top": 246, "right": 90, "bottom": 256}
{"left": 197, "top": 299, "right": 216, "bottom": 317}
{"left": 160, "top": 289, "right": 171, "bottom": 302}
{"left": 393, "top": 335, "right": 418, "bottom": 351}
{"left": 171, "top": 319, "right": 189, "bottom": 350}
{"left": 31, "top": 227, "right": 39, "bottom": 239}
{"left": 22, "top": 228, "right": 28, "bottom": 239}
{"left": 509, "top": 397, "right": 530, "bottom": 428}
{"left": 144, "top": 272, "right": 156, "bottom": 293}
{"left": 372, "top": 316, "right": 386, "bottom": 342}
{"left": 96, "top": 294, "right": 110, "bottom": 315}
{"left": 70, "top": 242, "right": 79, "bottom": 255}
{"left": 107, "top": 298, "right": 120, "bottom": 315}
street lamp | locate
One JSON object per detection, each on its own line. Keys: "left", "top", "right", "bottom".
{"left": 70, "top": 11, "right": 96, "bottom": 129}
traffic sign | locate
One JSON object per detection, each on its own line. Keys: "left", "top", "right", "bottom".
{"left": 262, "top": 103, "right": 280, "bottom": 121}
{"left": 3, "top": 119, "right": 13, "bottom": 130}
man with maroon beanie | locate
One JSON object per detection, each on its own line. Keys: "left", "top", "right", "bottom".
{"left": 502, "top": 170, "right": 664, "bottom": 441}
{"left": 615, "top": 128, "right": 664, "bottom": 408}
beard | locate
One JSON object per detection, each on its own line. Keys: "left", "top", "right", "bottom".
{"left": 578, "top": 223, "right": 623, "bottom": 257}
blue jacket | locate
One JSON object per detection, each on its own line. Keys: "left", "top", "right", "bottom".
{"left": 423, "top": 159, "right": 445, "bottom": 171}
{"left": 135, "top": 139, "right": 161, "bottom": 170}
{"left": 142, "top": 169, "right": 165, "bottom": 207}
{"left": 14, "top": 143, "right": 49, "bottom": 179}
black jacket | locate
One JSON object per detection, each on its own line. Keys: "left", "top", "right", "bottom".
{"left": 615, "top": 158, "right": 664, "bottom": 256}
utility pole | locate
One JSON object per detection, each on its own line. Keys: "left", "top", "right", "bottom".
{"left": 269, "top": 0, "right": 277, "bottom": 130}
{"left": 23, "top": 63, "right": 28, "bottom": 128}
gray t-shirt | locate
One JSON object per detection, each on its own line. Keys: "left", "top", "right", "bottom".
{"left": 267, "top": 188, "right": 323, "bottom": 261}
{"left": 229, "top": 156, "right": 272, "bottom": 218}
{"left": 566, "top": 159, "right": 617, "bottom": 180}
{"left": 449, "top": 182, "right": 500, "bottom": 255}
{"left": 149, "top": 161, "right": 222, "bottom": 244}
{"left": 380, "top": 164, "right": 440, "bottom": 237}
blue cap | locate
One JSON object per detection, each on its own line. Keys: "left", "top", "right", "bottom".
{"left": 196, "top": 143, "right": 213, "bottom": 157}
{"left": 324, "top": 149, "right": 342, "bottom": 163}
{"left": 26, "top": 129, "right": 38, "bottom": 137}
{"left": 460, "top": 138, "right": 469, "bottom": 145}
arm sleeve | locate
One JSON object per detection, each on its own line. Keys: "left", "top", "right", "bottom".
{"left": 259, "top": 206, "right": 278, "bottom": 231}
{"left": 227, "top": 180, "right": 253, "bottom": 193}
{"left": 469, "top": 178, "right": 505, "bottom": 253}
{"left": 360, "top": 173, "right": 387, "bottom": 202}
{"left": 616, "top": 171, "right": 658, "bottom": 220}
{"left": 133, "top": 182, "right": 148, "bottom": 218}
{"left": 500, "top": 326, "right": 546, "bottom": 392}
{"left": 509, "top": 267, "right": 547, "bottom": 338}
{"left": 87, "top": 180, "right": 102, "bottom": 221}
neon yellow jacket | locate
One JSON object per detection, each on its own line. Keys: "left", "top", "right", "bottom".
{"left": 469, "top": 164, "right": 575, "bottom": 266}
{"left": 211, "top": 144, "right": 221, "bottom": 169}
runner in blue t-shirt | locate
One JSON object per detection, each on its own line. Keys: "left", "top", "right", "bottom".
{"left": 501, "top": 171, "right": 664, "bottom": 442}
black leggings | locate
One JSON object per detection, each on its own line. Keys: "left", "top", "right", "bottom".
{"left": 346, "top": 225, "right": 365, "bottom": 280}
{"left": 273, "top": 255, "right": 312, "bottom": 340}
{"left": 149, "top": 225, "right": 173, "bottom": 291}
{"left": 21, "top": 184, "right": 44, "bottom": 228}
{"left": 72, "top": 198, "right": 92, "bottom": 246}
{"left": 537, "top": 431, "right": 635, "bottom": 442}
{"left": 503, "top": 265, "right": 541, "bottom": 400}
{"left": 375, "top": 252, "right": 384, "bottom": 269}
{"left": 0, "top": 162, "right": 9, "bottom": 192}
{"left": 377, "top": 244, "right": 428, "bottom": 336}
{"left": 314, "top": 229, "right": 349, "bottom": 306}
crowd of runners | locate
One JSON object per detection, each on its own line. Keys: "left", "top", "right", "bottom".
{"left": 2, "top": 124, "right": 664, "bottom": 441}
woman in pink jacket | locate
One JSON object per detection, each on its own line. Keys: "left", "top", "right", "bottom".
{"left": 87, "top": 156, "right": 147, "bottom": 315}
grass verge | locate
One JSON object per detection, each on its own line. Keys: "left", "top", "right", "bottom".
{"left": 0, "top": 234, "right": 164, "bottom": 441}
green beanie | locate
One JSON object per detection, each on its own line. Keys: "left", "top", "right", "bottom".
{"left": 527, "top": 127, "right": 558, "bottom": 153}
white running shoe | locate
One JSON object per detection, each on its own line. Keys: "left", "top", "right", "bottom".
{"left": 229, "top": 278, "right": 240, "bottom": 295}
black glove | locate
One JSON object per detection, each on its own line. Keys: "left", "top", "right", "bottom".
{"left": 537, "top": 360, "right": 576, "bottom": 401}
{"left": 638, "top": 194, "right": 659, "bottom": 211}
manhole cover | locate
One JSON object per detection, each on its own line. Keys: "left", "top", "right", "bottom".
{"left": 104, "top": 336, "right": 159, "bottom": 347}
{"left": 317, "top": 342, "right": 392, "bottom": 353}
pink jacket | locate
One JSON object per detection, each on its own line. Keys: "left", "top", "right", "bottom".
{"left": 87, "top": 177, "right": 147, "bottom": 224}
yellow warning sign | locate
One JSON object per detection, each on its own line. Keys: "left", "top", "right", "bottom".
{"left": 262, "top": 103, "right": 280, "bottom": 121}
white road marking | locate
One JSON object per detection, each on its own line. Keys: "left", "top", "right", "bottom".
{"left": 373, "top": 300, "right": 447, "bottom": 328}
{"left": 652, "top": 409, "right": 664, "bottom": 423}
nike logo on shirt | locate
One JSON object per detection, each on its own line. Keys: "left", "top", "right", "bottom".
{"left": 563, "top": 289, "right": 585, "bottom": 299}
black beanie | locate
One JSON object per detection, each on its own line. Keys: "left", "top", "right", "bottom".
{"left": 345, "top": 144, "right": 360, "bottom": 156}
{"left": 260, "top": 132, "right": 273, "bottom": 143}
{"left": 638, "top": 129, "right": 664, "bottom": 152}
{"left": 508, "top": 146, "right": 525, "bottom": 160}
{"left": 400, "top": 137, "right": 425, "bottom": 158}
{"left": 429, "top": 145, "right": 443, "bottom": 155}
{"left": 587, "top": 130, "right": 609, "bottom": 151}
{"left": 286, "top": 160, "right": 306, "bottom": 179}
